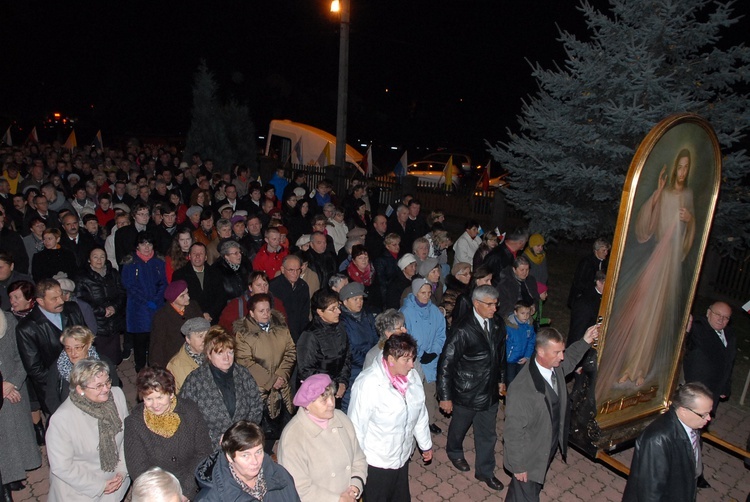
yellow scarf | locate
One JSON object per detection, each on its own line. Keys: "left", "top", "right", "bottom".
{"left": 143, "top": 395, "right": 181, "bottom": 438}
{"left": 524, "top": 247, "right": 545, "bottom": 266}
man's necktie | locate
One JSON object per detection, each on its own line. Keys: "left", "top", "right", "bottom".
{"left": 690, "top": 429, "right": 703, "bottom": 476}
{"left": 550, "top": 371, "right": 558, "bottom": 395}
{"left": 716, "top": 330, "right": 727, "bottom": 347}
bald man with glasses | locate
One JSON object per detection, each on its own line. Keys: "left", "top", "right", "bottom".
{"left": 683, "top": 301, "right": 736, "bottom": 416}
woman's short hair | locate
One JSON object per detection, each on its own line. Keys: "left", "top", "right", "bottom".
{"left": 432, "top": 229, "right": 451, "bottom": 247}
{"left": 248, "top": 293, "right": 271, "bottom": 312}
{"left": 248, "top": 270, "right": 270, "bottom": 286}
{"left": 136, "top": 230, "right": 156, "bottom": 245}
{"left": 204, "top": 325, "right": 236, "bottom": 355}
{"left": 383, "top": 233, "right": 401, "bottom": 247}
{"left": 131, "top": 467, "right": 183, "bottom": 502}
{"left": 60, "top": 325, "right": 95, "bottom": 347}
{"left": 43, "top": 227, "right": 61, "bottom": 239}
{"left": 136, "top": 366, "right": 177, "bottom": 398}
{"left": 383, "top": 333, "right": 417, "bottom": 361}
{"left": 412, "top": 237, "right": 429, "bottom": 254}
{"left": 328, "top": 273, "right": 348, "bottom": 290}
{"left": 219, "top": 240, "right": 241, "bottom": 256}
{"left": 351, "top": 245, "right": 368, "bottom": 260}
{"left": 311, "top": 288, "right": 340, "bottom": 313}
{"left": 481, "top": 232, "right": 497, "bottom": 243}
{"left": 69, "top": 359, "right": 109, "bottom": 391}
{"left": 375, "top": 309, "right": 405, "bottom": 338}
{"left": 8, "top": 280, "right": 35, "bottom": 301}
{"left": 221, "top": 420, "right": 265, "bottom": 459}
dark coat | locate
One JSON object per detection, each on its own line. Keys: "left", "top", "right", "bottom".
{"left": 495, "top": 270, "right": 540, "bottom": 319}
{"left": 306, "top": 248, "right": 337, "bottom": 291}
{"left": 31, "top": 247, "right": 78, "bottom": 282}
{"left": 74, "top": 264, "right": 126, "bottom": 336}
{"left": 124, "top": 397, "right": 213, "bottom": 498}
{"left": 384, "top": 271, "right": 411, "bottom": 310}
{"left": 567, "top": 287, "right": 602, "bottom": 347}
{"left": 0, "top": 227, "right": 29, "bottom": 274}
{"left": 483, "top": 244, "right": 516, "bottom": 283}
{"left": 622, "top": 407, "right": 698, "bottom": 502}
{"left": 339, "top": 307, "right": 379, "bottom": 386}
{"left": 296, "top": 317, "right": 352, "bottom": 388}
{"left": 269, "top": 275, "right": 309, "bottom": 343}
{"left": 567, "top": 252, "right": 608, "bottom": 308}
{"left": 373, "top": 252, "right": 399, "bottom": 308}
{"left": 15, "top": 302, "right": 85, "bottom": 411}
{"left": 683, "top": 315, "right": 737, "bottom": 404}
{"left": 149, "top": 301, "right": 203, "bottom": 368}
{"left": 437, "top": 312, "right": 505, "bottom": 410}
{"left": 195, "top": 450, "right": 300, "bottom": 502}
{"left": 121, "top": 253, "right": 168, "bottom": 333}
{"left": 172, "top": 263, "right": 226, "bottom": 323}
{"left": 212, "top": 257, "right": 252, "bottom": 305}
{"left": 180, "top": 363, "right": 263, "bottom": 446}
{"left": 45, "top": 355, "right": 120, "bottom": 415}
{"left": 59, "top": 232, "right": 96, "bottom": 270}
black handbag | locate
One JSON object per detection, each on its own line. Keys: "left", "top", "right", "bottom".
{"left": 261, "top": 390, "right": 289, "bottom": 441}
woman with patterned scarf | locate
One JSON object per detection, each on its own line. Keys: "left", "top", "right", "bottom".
{"left": 45, "top": 326, "right": 120, "bottom": 415}
{"left": 124, "top": 367, "right": 213, "bottom": 498}
{"left": 7, "top": 280, "right": 35, "bottom": 321}
{"left": 46, "top": 359, "right": 130, "bottom": 501}
{"left": 345, "top": 245, "right": 374, "bottom": 298}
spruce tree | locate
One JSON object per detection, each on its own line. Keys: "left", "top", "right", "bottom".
{"left": 185, "top": 60, "right": 257, "bottom": 172}
{"left": 488, "top": 0, "right": 750, "bottom": 254}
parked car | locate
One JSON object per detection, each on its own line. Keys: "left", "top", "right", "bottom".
{"left": 421, "top": 152, "right": 473, "bottom": 172}
{"left": 404, "top": 160, "right": 462, "bottom": 186}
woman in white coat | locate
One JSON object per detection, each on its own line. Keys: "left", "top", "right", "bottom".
{"left": 348, "top": 333, "right": 432, "bottom": 502}
{"left": 46, "top": 359, "right": 130, "bottom": 501}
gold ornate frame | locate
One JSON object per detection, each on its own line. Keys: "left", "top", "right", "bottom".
{"left": 593, "top": 113, "right": 722, "bottom": 439}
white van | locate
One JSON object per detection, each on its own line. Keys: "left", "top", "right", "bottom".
{"left": 264, "top": 119, "right": 364, "bottom": 174}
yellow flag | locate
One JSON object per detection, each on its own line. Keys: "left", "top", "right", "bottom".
{"left": 63, "top": 130, "right": 77, "bottom": 150}
{"left": 444, "top": 155, "right": 454, "bottom": 188}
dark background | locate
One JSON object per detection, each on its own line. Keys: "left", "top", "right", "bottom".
{"left": 2, "top": 0, "right": 747, "bottom": 165}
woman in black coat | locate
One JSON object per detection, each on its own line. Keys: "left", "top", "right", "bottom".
{"left": 212, "top": 240, "right": 252, "bottom": 305}
{"left": 296, "top": 289, "right": 352, "bottom": 408}
{"left": 31, "top": 228, "right": 77, "bottom": 282}
{"left": 75, "top": 247, "right": 127, "bottom": 364}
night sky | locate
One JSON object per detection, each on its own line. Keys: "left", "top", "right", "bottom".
{"left": 2, "top": 0, "right": 748, "bottom": 164}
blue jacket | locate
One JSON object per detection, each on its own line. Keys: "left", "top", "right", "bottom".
{"left": 340, "top": 307, "right": 379, "bottom": 386}
{"left": 269, "top": 174, "right": 289, "bottom": 202}
{"left": 401, "top": 294, "right": 446, "bottom": 383}
{"left": 121, "top": 254, "right": 167, "bottom": 333}
{"left": 505, "top": 314, "right": 536, "bottom": 363}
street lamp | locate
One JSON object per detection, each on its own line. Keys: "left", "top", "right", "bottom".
{"left": 332, "top": 0, "right": 350, "bottom": 169}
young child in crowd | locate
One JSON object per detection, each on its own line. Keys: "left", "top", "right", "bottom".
{"left": 505, "top": 300, "right": 536, "bottom": 384}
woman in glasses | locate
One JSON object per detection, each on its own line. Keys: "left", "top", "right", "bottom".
{"left": 46, "top": 358, "right": 130, "bottom": 501}
{"left": 296, "top": 289, "right": 351, "bottom": 408}
{"left": 45, "top": 325, "right": 120, "bottom": 415}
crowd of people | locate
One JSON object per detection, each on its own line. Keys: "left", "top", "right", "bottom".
{"left": 0, "top": 141, "right": 739, "bottom": 502}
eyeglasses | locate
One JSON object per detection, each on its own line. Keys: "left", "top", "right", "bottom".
{"left": 708, "top": 308, "right": 730, "bottom": 322}
{"left": 64, "top": 344, "right": 87, "bottom": 354}
{"left": 476, "top": 299, "right": 498, "bottom": 308}
{"left": 84, "top": 378, "right": 112, "bottom": 391}
{"left": 325, "top": 304, "right": 342, "bottom": 313}
{"left": 685, "top": 407, "right": 711, "bottom": 420}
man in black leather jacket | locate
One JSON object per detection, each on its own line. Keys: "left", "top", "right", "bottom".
{"left": 16, "top": 278, "right": 85, "bottom": 413}
{"left": 437, "top": 285, "right": 506, "bottom": 491}
{"left": 623, "top": 382, "right": 713, "bottom": 502}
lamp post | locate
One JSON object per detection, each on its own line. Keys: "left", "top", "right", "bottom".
{"left": 332, "top": 0, "right": 350, "bottom": 169}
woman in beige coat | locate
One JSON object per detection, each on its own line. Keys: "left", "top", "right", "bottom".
{"left": 46, "top": 359, "right": 130, "bottom": 501}
{"left": 234, "top": 293, "right": 296, "bottom": 451}
{"left": 278, "top": 374, "right": 367, "bottom": 502}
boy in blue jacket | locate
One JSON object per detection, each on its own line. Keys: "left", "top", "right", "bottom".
{"left": 505, "top": 300, "right": 536, "bottom": 384}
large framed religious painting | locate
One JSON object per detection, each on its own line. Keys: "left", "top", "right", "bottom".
{"left": 591, "top": 114, "right": 721, "bottom": 445}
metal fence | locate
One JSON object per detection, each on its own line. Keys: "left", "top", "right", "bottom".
{"left": 712, "top": 249, "right": 750, "bottom": 302}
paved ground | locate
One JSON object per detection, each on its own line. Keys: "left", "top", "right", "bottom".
{"left": 12, "top": 240, "right": 750, "bottom": 501}
{"left": 13, "top": 349, "right": 750, "bottom": 501}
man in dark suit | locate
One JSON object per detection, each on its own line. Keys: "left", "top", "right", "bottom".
{"left": 59, "top": 212, "right": 96, "bottom": 270}
{"left": 683, "top": 301, "right": 737, "bottom": 416}
{"left": 172, "top": 242, "right": 225, "bottom": 323}
{"left": 16, "top": 278, "right": 86, "bottom": 413}
{"left": 24, "top": 194, "right": 60, "bottom": 233}
{"left": 483, "top": 230, "right": 529, "bottom": 286}
{"left": 623, "top": 382, "right": 714, "bottom": 501}
{"left": 567, "top": 238, "right": 610, "bottom": 308}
